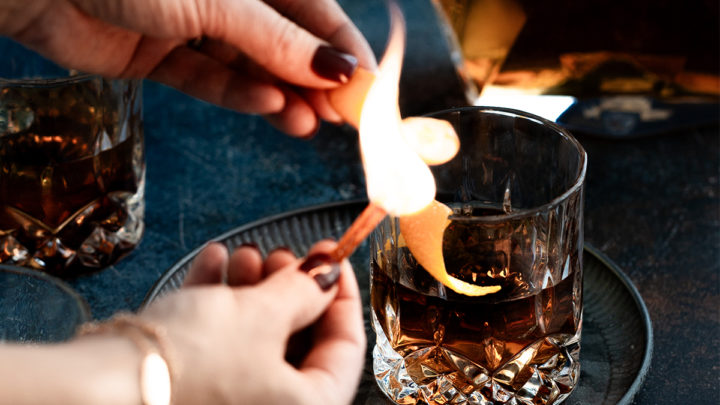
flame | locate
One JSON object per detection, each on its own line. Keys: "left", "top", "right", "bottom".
{"left": 340, "top": 3, "right": 499, "bottom": 297}
{"left": 357, "top": 3, "right": 435, "bottom": 217}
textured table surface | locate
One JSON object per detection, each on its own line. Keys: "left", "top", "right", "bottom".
{"left": 48, "top": 0, "right": 719, "bottom": 403}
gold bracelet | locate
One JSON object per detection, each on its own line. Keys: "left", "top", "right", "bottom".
{"left": 79, "top": 314, "right": 175, "bottom": 405}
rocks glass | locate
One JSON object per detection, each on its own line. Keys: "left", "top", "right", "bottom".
{"left": 0, "top": 40, "right": 144, "bottom": 277}
{"left": 370, "top": 106, "right": 586, "bottom": 404}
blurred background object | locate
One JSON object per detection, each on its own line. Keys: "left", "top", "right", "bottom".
{"left": 0, "top": 39, "right": 145, "bottom": 277}
{"left": 432, "top": 0, "right": 720, "bottom": 136}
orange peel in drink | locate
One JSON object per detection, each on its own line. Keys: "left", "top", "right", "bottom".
{"left": 399, "top": 200, "right": 502, "bottom": 297}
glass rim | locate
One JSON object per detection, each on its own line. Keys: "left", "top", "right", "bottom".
{"left": 425, "top": 105, "right": 587, "bottom": 223}
{"left": 0, "top": 73, "right": 104, "bottom": 86}
{"left": 0, "top": 264, "right": 92, "bottom": 322}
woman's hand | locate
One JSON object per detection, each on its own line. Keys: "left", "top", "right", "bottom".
{"left": 140, "top": 240, "right": 366, "bottom": 405}
{"left": 0, "top": 0, "right": 376, "bottom": 136}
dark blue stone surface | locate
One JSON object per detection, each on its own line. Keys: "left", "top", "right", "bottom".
{"left": 3, "top": 0, "right": 716, "bottom": 404}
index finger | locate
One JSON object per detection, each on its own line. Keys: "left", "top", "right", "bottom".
{"left": 183, "top": 242, "right": 228, "bottom": 286}
{"left": 207, "top": 0, "right": 361, "bottom": 89}
{"left": 264, "top": 0, "right": 377, "bottom": 125}
{"left": 265, "top": 0, "right": 377, "bottom": 70}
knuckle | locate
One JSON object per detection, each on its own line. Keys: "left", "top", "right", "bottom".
{"left": 190, "top": 1, "right": 205, "bottom": 35}
{"left": 240, "top": 289, "right": 281, "bottom": 320}
{"left": 191, "top": 0, "right": 219, "bottom": 36}
{"left": 266, "top": 20, "right": 304, "bottom": 68}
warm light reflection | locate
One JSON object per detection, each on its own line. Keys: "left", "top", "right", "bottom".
{"left": 358, "top": 3, "right": 436, "bottom": 217}
{"left": 141, "top": 353, "right": 171, "bottom": 405}
{"left": 476, "top": 85, "right": 575, "bottom": 122}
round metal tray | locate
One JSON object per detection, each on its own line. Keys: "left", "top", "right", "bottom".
{"left": 142, "top": 200, "right": 653, "bottom": 405}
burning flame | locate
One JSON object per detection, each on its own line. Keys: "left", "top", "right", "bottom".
{"left": 331, "top": 3, "right": 499, "bottom": 297}
{"left": 357, "top": 3, "right": 436, "bottom": 217}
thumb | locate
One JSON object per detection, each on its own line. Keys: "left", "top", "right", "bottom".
{"left": 254, "top": 241, "right": 348, "bottom": 334}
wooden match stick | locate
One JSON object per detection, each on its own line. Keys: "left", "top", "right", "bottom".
{"left": 330, "top": 203, "right": 387, "bottom": 262}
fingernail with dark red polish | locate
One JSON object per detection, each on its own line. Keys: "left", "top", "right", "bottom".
{"left": 299, "top": 253, "right": 341, "bottom": 290}
{"left": 311, "top": 46, "right": 358, "bottom": 84}
{"left": 238, "top": 242, "right": 259, "bottom": 250}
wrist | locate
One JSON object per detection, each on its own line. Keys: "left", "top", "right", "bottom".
{"left": 79, "top": 314, "right": 174, "bottom": 405}
{"left": 0, "top": 335, "right": 142, "bottom": 405}
{"left": 68, "top": 334, "right": 145, "bottom": 405}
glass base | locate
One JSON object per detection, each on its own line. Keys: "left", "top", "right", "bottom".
{"left": 372, "top": 313, "right": 582, "bottom": 405}
{"left": 0, "top": 182, "right": 145, "bottom": 277}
